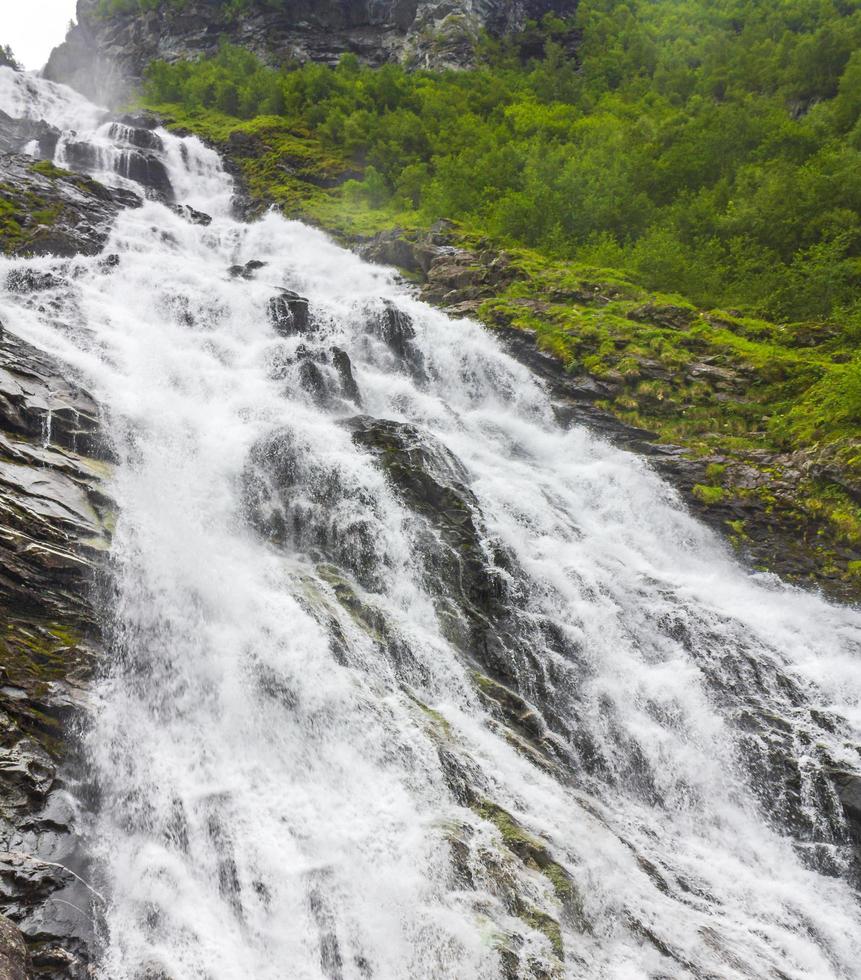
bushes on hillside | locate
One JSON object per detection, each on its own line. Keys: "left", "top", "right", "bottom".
{"left": 144, "top": 1, "right": 861, "bottom": 326}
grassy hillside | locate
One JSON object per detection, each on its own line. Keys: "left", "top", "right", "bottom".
{"left": 136, "top": 3, "right": 861, "bottom": 595}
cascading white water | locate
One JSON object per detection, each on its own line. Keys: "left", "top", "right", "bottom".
{"left": 2, "top": 70, "right": 861, "bottom": 980}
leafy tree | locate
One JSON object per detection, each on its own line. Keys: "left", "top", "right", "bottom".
{"left": 142, "top": 0, "right": 861, "bottom": 324}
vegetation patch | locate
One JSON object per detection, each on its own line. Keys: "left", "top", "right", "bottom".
{"left": 142, "top": 0, "right": 861, "bottom": 327}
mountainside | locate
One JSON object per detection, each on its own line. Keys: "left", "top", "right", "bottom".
{"left": 45, "top": 0, "right": 578, "bottom": 105}
{"left": 129, "top": 4, "right": 861, "bottom": 601}
{"left": 2, "top": 8, "right": 861, "bottom": 976}
{"left": 1, "top": 65, "right": 861, "bottom": 980}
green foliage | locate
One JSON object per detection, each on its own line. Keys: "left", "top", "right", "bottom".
{"left": 693, "top": 484, "right": 728, "bottom": 505}
{"left": 143, "top": 0, "right": 861, "bottom": 325}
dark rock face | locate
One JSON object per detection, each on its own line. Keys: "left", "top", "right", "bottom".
{"left": 0, "top": 325, "right": 113, "bottom": 977}
{"left": 46, "top": 0, "right": 578, "bottom": 105}
{"left": 266, "top": 289, "right": 312, "bottom": 336}
{"left": 243, "top": 425, "right": 389, "bottom": 590}
{"left": 0, "top": 915, "right": 29, "bottom": 980}
{"left": 0, "top": 153, "right": 141, "bottom": 259}
{"left": 0, "top": 111, "right": 59, "bottom": 160}
{"left": 0, "top": 151, "right": 116, "bottom": 975}
{"left": 60, "top": 139, "right": 173, "bottom": 202}
{"left": 171, "top": 204, "right": 212, "bottom": 226}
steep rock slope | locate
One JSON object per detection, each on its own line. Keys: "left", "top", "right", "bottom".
{"left": 45, "top": 0, "right": 578, "bottom": 105}
{"left": 0, "top": 124, "right": 120, "bottom": 977}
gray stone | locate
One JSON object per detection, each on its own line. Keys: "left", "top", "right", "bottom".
{"left": 0, "top": 915, "right": 29, "bottom": 980}
{"left": 46, "top": 0, "right": 578, "bottom": 106}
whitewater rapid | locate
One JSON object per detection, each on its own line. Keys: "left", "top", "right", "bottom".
{"left": 1, "top": 68, "right": 860, "bottom": 979}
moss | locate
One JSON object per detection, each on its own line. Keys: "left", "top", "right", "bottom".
{"left": 474, "top": 799, "right": 582, "bottom": 917}
{"left": 692, "top": 484, "right": 727, "bottom": 505}
{"left": 406, "top": 691, "right": 452, "bottom": 738}
{"left": 0, "top": 618, "right": 93, "bottom": 755}
{"left": 521, "top": 907, "right": 564, "bottom": 960}
{"left": 30, "top": 159, "right": 68, "bottom": 179}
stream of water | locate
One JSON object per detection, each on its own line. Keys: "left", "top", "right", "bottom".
{"left": 1, "top": 66, "right": 861, "bottom": 980}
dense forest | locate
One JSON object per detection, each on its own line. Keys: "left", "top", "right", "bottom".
{"left": 143, "top": 0, "right": 861, "bottom": 333}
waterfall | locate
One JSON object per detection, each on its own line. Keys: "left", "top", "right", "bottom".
{"left": 2, "top": 68, "right": 861, "bottom": 980}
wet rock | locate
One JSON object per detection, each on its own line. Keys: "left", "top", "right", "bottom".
{"left": 61, "top": 140, "right": 173, "bottom": 201}
{"left": 0, "top": 152, "right": 141, "bottom": 259}
{"left": 267, "top": 290, "right": 312, "bottom": 336}
{"left": 368, "top": 302, "right": 427, "bottom": 381}
{"left": 830, "top": 771, "right": 861, "bottom": 838}
{"left": 0, "top": 332, "right": 104, "bottom": 458}
{"left": 228, "top": 258, "right": 266, "bottom": 279}
{"left": 0, "top": 914, "right": 29, "bottom": 980}
{"left": 0, "top": 109, "right": 60, "bottom": 159}
{"left": 5, "top": 270, "right": 64, "bottom": 295}
{"left": 331, "top": 347, "right": 361, "bottom": 406}
{"left": 171, "top": 204, "right": 211, "bottom": 226}
{"left": 105, "top": 121, "right": 163, "bottom": 152}
{"left": 0, "top": 327, "right": 110, "bottom": 975}
{"left": 296, "top": 356, "right": 328, "bottom": 403}
{"left": 342, "top": 415, "right": 510, "bottom": 632}
{"left": 273, "top": 346, "right": 362, "bottom": 408}
{"left": 244, "top": 426, "right": 386, "bottom": 590}
{"left": 116, "top": 111, "right": 160, "bottom": 131}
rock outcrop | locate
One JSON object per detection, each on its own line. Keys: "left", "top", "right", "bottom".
{"left": 46, "top": 0, "right": 578, "bottom": 105}
{"left": 0, "top": 146, "right": 116, "bottom": 976}
{"left": 354, "top": 225, "right": 861, "bottom": 603}
{"left": 0, "top": 154, "right": 140, "bottom": 259}
{"left": 0, "top": 317, "right": 113, "bottom": 977}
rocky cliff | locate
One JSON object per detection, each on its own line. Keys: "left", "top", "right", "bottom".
{"left": 45, "top": 0, "right": 578, "bottom": 105}
{"left": 0, "top": 122, "right": 123, "bottom": 978}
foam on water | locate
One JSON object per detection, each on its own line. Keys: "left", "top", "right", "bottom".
{"left": 1, "top": 73, "right": 860, "bottom": 980}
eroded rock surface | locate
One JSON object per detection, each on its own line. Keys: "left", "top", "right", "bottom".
{"left": 0, "top": 154, "right": 140, "bottom": 259}
{"left": 46, "top": 0, "right": 579, "bottom": 105}
{"left": 0, "top": 323, "right": 112, "bottom": 978}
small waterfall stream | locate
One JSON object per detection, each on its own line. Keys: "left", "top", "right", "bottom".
{"left": 1, "top": 66, "right": 860, "bottom": 980}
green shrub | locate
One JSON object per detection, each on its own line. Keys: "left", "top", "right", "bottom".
{"left": 140, "top": 0, "right": 861, "bottom": 325}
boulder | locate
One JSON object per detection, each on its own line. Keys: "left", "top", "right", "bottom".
{"left": 368, "top": 301, "right": 426, "bottom": 381}
{"left": 267, "top": 290, "right": 312, "bottom": 336}
{"left": 171, "top": 204, "right": 212, "bottom": 226}
{"left": 331, "top": 347, "right": 361, "bottom": 406}
{"left": 228, "top": 259, "right": 266, "bottom": 279}
{"left": 626, "top": 302, "right": 696, "bottom": 330}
